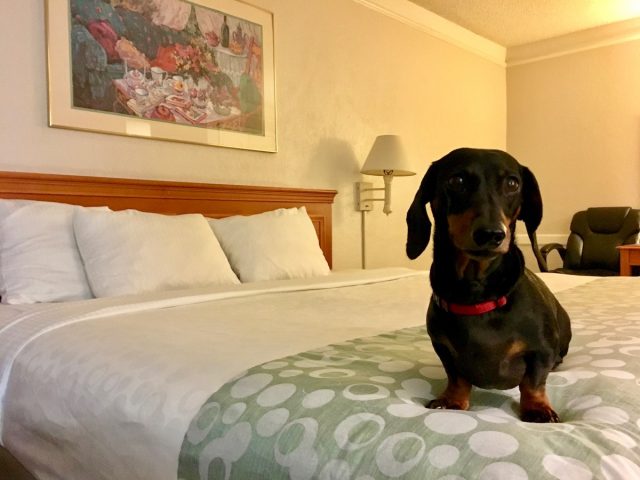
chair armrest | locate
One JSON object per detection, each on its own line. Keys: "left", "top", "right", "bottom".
{"left": 540, "top": 243, "right": 566, "bottom": 265}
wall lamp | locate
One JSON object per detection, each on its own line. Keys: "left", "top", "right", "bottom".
{"left": 356, "top": 135, "right": 415, "bottom": 215}
{"left": 356, "top": 135, "right": 415, "bottom": 268}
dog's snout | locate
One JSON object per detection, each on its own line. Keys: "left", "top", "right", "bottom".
{"left": 473, "top": 226, "right": 506, "bottom": 248}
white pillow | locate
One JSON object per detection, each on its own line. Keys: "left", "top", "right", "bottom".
{"left": 209, "top": 207, "right": 330, "bottom": 282}
{"left": 0, "top": 200, "right": 97, "bottom": 304}
{"left": 74, "top": 209, "right": 239, "bottom": 297}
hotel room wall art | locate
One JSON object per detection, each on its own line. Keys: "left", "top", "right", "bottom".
{"left": 45, "top": 0, "right": 276, "bottom": 151}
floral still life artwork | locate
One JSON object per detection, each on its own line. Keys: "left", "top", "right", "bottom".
{"left": 47, "top": 0, "right": 276, "bottom": 151}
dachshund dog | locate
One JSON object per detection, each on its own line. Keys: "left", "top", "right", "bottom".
{"left": 406, "top": 148, "right": 571, "bottom": 423}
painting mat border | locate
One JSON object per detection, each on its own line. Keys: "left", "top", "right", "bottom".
{"left": 45, "top": 0, "right": 277, "bottom": 152}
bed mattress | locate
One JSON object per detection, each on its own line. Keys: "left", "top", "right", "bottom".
{"left": 2, "top": 269, "right": 637, "bottom": 480}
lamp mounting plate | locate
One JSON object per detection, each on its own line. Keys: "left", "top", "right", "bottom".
{"left": 355, "top": 182, "right": 373, "bottom": 211}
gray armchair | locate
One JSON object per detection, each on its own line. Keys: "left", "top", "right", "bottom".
{"left": 540, "top": 207, "right": 640, "bottom": 276}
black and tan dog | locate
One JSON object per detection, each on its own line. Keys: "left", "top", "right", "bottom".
{"left": 406, "top": 148, "right": 571, "bottom": 423}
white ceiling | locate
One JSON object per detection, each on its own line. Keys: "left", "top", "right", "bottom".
{"left": 408, "top": 0, "right": 640, "bottom": 47}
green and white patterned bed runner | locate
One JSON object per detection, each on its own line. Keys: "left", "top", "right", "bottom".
{"left": 178, "top": 278, "right": 640, "bottom": 479}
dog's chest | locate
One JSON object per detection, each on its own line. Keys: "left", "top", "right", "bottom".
{"left": 427, "top": 311, "right": 529, "bottom": 389}
{"left": 430, "top": 315, "right": 523, "bottom": 356}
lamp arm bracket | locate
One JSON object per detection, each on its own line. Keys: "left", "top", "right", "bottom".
{"left": 355, "top": 180, "right": 394, "bottom": 214}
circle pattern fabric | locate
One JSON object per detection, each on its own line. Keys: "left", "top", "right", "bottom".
{"left": 179, "top": 278, "right": 640, "bottom": 479}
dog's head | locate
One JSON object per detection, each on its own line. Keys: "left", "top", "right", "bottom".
{"left": 406, "top": 148, "right": 542, "bottom": 261}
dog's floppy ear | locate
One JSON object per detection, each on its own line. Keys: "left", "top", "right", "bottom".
{"left": 406, "top": 161, "right": 440, "bottom": 260}
{"left": 518, "top": 166, "right": 542, "bottom": 234}
{"left": 518, "top": 166, "right": 548, "bottom": 271}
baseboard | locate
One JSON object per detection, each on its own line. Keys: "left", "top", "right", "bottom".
{"left": 515, "top": 233, "right": 566, "bottom": 246}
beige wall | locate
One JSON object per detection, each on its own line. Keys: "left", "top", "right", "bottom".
{"left": 0, "top": 0, "right": 506, "bottom": 270}
{"left": 507, "top": 39, "right": 640, "bottom": 246}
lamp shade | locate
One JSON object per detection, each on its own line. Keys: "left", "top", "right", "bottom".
{"left": 360, "top": 135, "right": 415, "bottom": 177}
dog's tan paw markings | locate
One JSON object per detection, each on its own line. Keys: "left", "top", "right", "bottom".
{"left": 521, "top": 407, "right": 560, "bottom": 423}
{"left": 428, "top": 398, "right": 467, "bottom": 410}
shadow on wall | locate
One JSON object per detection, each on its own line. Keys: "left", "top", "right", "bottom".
{"left": 636, "top": 119, "right": 640, "bottom": 205}
{"left": 306, "top": 138, "right": 361, "bottom": 224}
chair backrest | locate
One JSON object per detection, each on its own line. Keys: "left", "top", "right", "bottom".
{"left": 564, "top": 207, "right": 640, "bottom": 272}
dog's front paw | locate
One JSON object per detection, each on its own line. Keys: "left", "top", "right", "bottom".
{"left": 427, "top": 397, "right": 469, "bottom": 411}
{"left": 521, "top": 406, "right": 560, "bottom": 423}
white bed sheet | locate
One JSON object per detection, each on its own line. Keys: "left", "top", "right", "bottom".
{"left": 0, "top": 269, "right": 598, "bottom": 480}
{"left": 535, "top": 272, "right": 599, "bottom": 293}
{"left": 0, "top": 268, "right": 429, "bottom": 479}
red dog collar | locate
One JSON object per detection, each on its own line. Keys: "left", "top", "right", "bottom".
{"left": 432, "top": 294, "right": 508, "bottom": 315}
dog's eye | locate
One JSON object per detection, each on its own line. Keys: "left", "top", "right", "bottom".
{"left": 504, "top": 176, "right": 520, "bottom": 194}
{"left": 447, "top": 175, "right": 466, "bottom": 192}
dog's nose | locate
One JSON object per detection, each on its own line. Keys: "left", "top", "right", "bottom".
{"left": 473, "top": 227, "right": 506, "bottom": 248}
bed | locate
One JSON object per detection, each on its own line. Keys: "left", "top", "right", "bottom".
{"left": 0, "top": 172, "right": 639, "bottom": 480}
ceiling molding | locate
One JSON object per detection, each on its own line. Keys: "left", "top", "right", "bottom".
{"left": 507, "top": 17, "right": 640, "bottom": 66}
{"left": 353, "top": 0, "right": 506, "bottom": 66}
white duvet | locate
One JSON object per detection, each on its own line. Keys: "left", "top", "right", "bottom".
{"left": 0, "top": 269, "right": 596, "bottom": 480}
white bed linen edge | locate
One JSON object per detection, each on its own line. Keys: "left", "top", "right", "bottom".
{"left": 0, "top": 267, "right": 424, "bottom": 442}
{"left": 0, "top": 269, "right": 595, "bottom": 438}
{"left": 0, "top": 269, "right": 599, "bottom": 480}
{"left": 535, "top": 272, "right": 599, "bottom": 292}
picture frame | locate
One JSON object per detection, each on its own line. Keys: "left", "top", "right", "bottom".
{"left": 45, "top": 0, "right": 276, "bottom": 152}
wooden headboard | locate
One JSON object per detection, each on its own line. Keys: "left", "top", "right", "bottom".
{"left": 0, "top": 171, "right": 338, "bottom": 267}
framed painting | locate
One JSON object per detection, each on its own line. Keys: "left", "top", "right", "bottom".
{"left": 45, "top": 0, "right": 276, "bottom": 152}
